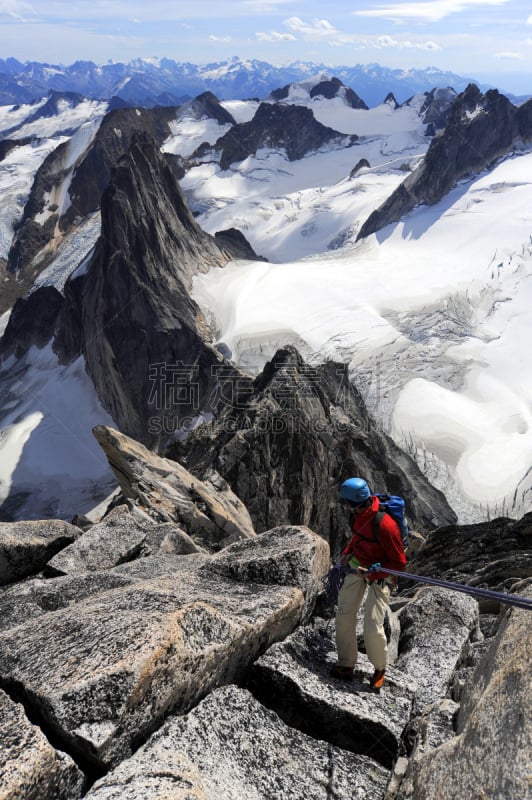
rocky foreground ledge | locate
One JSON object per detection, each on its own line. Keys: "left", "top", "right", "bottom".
{"left": 0, "top": 425, "right": 530, "bottom": 799}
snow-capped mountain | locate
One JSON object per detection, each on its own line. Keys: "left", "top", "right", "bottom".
{"left": 0, "top": 74, "right": 531, "bottom": 524}
{"left": 0, "top": 56, "right": 494, "bottom": 109}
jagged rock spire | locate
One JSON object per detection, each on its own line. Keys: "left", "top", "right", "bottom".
{"left": 54, "top": 133, "right": 245, "bottom": 445}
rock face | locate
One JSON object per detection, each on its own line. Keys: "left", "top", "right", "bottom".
{"left": 395, "top": 587, "right": 479, "bottom": 713}
{"left": 407, "top": 512, "right": 532, "bottom": 597}
{"left": 177, "top": 90, "right": 236, "bottom": 125}
{"left": 309, "top": 76, "right": 368, "bottom": 109}
{"left": 214, "top": 227, "right": 265, "bottom": 261}
{"left": 92, "top": 425, "right": 256, "bottom": 551}
{"left": 85, "top": 685, "right": 390, "bottom": 800}
{"left": 173, "top": 346, "right": 457, "bottom": 556}
{"left": 5, "top": 105, "right": 179, "bottom": 287}
{"left": 0, "top": 519, "right": 80, "bottom": 585}
{"left": 248, "top": 621, "right": 415, "bottom": 769}
{"left": 0, "top": 524, "right": 325, "bottom": 772}
{"left": 193, "top": 102, "right": 357, "bottom": 170}
{"left": 419, "top": 87, "right": 457, "bottom": 133}
{"left": 397, "top": 587, "right": 532, "bottom": 800}
{"left": 52, "top": 134, "right": 246, "bottom": 445}
{"left": 206, "top": 524, "right": 329, "bottom": 622}
{"left": 0, "top": 285, "right": 64, "bottom": 359}
{"left": 0, "top": 456, "right": 530, "bottom": 800}
{"left": 358, "top": 85, "right": 532, "bottom": 239}
{"left": 0, "top": 688, "right": 85, "bottom": 800}
{"left": 44, "top": 505, "right": 151, "bottom": 576}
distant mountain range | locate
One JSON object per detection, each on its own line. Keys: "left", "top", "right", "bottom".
{"left": 0, "top": 55, "right": 512, "bottom": 109}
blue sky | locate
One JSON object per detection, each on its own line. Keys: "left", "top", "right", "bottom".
{"left": 1, "top": 1, "right": 532, "bottom": 92}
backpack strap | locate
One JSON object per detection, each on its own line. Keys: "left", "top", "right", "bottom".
{"left": 372, "top": 508, "right": 386, "bottom": 543}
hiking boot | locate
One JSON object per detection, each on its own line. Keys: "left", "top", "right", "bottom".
{"left": 369, "top": 668, "right": 386, "bottom": 690}
{"left": 330, "top": 664, "right": 354, "bottom": 681}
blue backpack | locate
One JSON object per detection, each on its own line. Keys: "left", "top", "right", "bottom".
{"left": 372, "top": 493, "right": 409, "bottom": 552}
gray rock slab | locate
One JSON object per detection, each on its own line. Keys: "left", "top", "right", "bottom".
{"left": 93, "top": 425, "right": 256, "bottom": 551}
{"left": 0, "top": 688, "right": 85, "bottom": 800}
{"left": 85, "top": 685, "right": 390, "bottom": 800}
{"left": 395, "top": 587, "right": 479, "bottom": 713}
{"left": 0, "top": 519, "right": 80, "bottom": 585}
{"left": 142, "top": 521, "right": 206, "bottom": 556}
{"left": 248, "top": 620, "right": 415, "bottom": 770}
{"left": 205, "top": 524, "right": 330, "bottom": 622}
{"left": 0, "top": 527, "right": 326, "bottom": 771}
{"left": 0, "top": 554, "right": 197, "bottom": 633}
{"left": 45, "top": 506, "right": 149, "bottom": 576}
{"left": 398, "top": 588, "right": 532, "bottom": 800}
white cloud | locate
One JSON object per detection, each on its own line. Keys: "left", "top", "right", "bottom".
{"left": 527, "top": 14, "right": 532, "bottom": 24}
{"left": 283, "top": 16, "right": 364, "bottom": 46}
{"left": 243, "top": 0, "right": 294, "bottom": 6}
{"left": 284, "top": 17, "right": 338, "bottom": 38}
{"left": 376, "top": 34, "right": 441, "bottom": 50}
{"left": 0, "top": 0, "right": 37, "bottom": 21}
{"left": 495, "top": 51, "right": 523, "bottom": 60}
{"left": 209, "top": 35, "right": 232, "bottom": 43}
{"left": 256, "top": 30, "right": 296, "bottom": 42}
{"left": 354, "top": 0, "right": 511, "bottom": 24}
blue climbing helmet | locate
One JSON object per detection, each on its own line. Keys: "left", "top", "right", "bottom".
{"left": 340, "top": 477, "right": 371, "bottom": 506}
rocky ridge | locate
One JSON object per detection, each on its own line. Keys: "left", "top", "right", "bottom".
{"left": 4, "top": 105, "right": 179, "bottom": 295}
{"left": 172, "top": 346, "right": 456, "bottom": 557}
{"left": 192, "top": 101, "right": 358, "bottom": 171}
{"left": 0, "top": 133, "right": 252, "bottom": 449}
{"left": 0, "top": 103, "right": 530, "bottom": 799}
{"left": 358, "top": 84, "right": 532, "bottom": 239}
{"left": 0, "top": 425, "right": 529, "bottom": 798}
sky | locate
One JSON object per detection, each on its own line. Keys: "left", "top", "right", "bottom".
{"left": 1, "top": 0, "right": 532, "bottom": 94}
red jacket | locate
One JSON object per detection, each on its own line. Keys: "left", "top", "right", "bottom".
{"left": 342, "top": 495, "right": 407, "bottom": 582}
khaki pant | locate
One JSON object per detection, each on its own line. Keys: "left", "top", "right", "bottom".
{"left": 335, "top": 573, "right": 390, "bottom": 671}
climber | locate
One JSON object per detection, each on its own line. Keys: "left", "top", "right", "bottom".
{"left": 330, "top": 477, "right": 407, "bottom": 690}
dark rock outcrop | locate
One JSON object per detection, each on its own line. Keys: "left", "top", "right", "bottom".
{"left": 358, "top": 84, "right": 532, "bottom": 239}
{"left": 177, "top": 90, "right": 236, "bottom": 125}
{"left": 310, "top": 76, "right": 368, "bottom": 109}
{"left": 0, "top": 285, "right": 64, "bottom": 359}
{"left": 407, "top": 512, "right": 532, "bottom": 597}
{"left": 350, "top": 158, "right": 371, "bottom": 178}
{"left": 194, "top": 102, "right": 357, "bottom": 170}
{"left": 419, "top": 87, "right": 457, "bottom": 132}
{"left": 269, "top": 83, "right": 290, "bottom": 101}
{"left": 53, "top": 134, "right": 245, "bottom": 445}
{"left": 5, "top": 105, "right": 179, "bottom": 289}
{"left": 214, "top": 227, "right": 264, "bottom": 261}
{"left": 384, "top": 92, "right": 400, "bottom": 109}
{"left": 172, "top": 346, "right": 456, "bottom": 556}
{"left": 0, "top": 136, "right": 33, "bottom": 162}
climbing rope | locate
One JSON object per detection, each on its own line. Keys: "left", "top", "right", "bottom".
{"left": 322, "top": 563, "right": 532, "bottom": 611}
{"left": 368, "top": 564, "right": 532, "bottom": 611}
